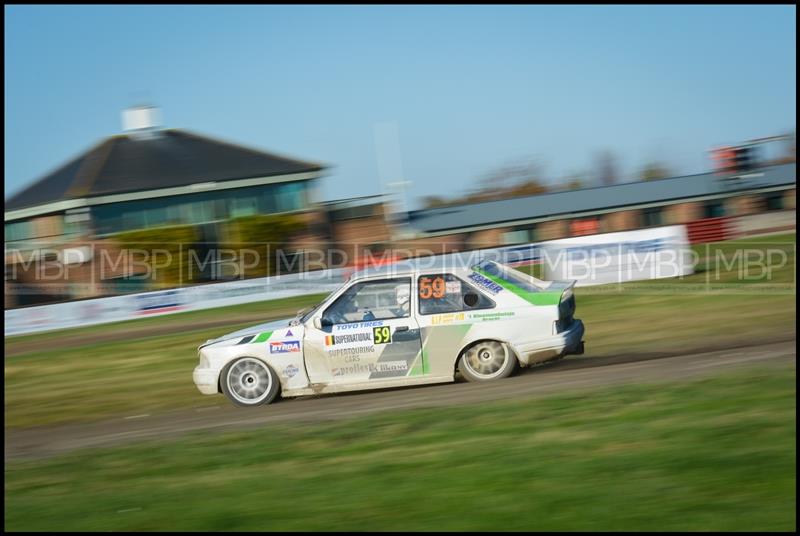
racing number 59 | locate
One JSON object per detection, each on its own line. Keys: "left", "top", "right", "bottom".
{"left": 419, "top": 276, "right": 446, "bottom": 299}
{"left": 373, "top": 326, "right": 392, "bottom": 345}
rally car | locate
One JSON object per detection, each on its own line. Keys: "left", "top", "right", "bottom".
{"left": 193, "top": 258, "right": 585, "bottom": 406}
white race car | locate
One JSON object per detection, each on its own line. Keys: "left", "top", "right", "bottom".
{"left": 193, "top": 258, "right": 585, "bottom": 406}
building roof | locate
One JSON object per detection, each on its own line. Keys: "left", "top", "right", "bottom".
{"left": 407, "top": 163, "right": 796, "bottom": 234}
{"left": 318, "top": 194, "right": 387, "bottom": 222}
{"left": 318, "top": 194, "right": 385, "bottom": 208}
{"left": 5, "top": 129, "right": 325, "bottom": 211}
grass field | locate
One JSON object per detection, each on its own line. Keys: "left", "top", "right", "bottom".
{"left": 5, "top": 366, "right": 796, "bottom": 531}
{"left": 3, "top": 233, "right": 796, "bottom": 429}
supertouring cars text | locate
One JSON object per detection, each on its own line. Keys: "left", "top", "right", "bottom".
{"left": 193, "top": 259, "right": 585, "bottom": 406}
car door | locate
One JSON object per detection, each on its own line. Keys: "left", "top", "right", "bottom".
{"left": 303, "top": 277, "right": 424, "bottom": 385}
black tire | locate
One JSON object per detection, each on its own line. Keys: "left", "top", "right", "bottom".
{"left": 220, "top": 357, "right": 280, "bottom": 407}
{"left": 457, "top": 340, "right": 518, "bottom": 382}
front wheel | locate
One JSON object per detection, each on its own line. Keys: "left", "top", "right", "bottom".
{"left": 221, "top": 357, "right": 280, "bottom": 407}
{"left": 458, "top": 340, "right": 518, "bottom": 382}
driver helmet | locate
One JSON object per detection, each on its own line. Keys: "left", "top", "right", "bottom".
{"left": 395, "top": 284, "right": 410, "bottom": 307}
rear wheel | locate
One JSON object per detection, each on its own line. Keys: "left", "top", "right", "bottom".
{"left": 221, "top": 357, "right": 280, "bottom": 407}
{"left": 458, "top": 340, "right": 518, "bottom": 382}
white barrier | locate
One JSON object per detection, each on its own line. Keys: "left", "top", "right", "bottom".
{"left": 4, "top": 269, "right": 348, "bottom": 336}
{"left": 540, "top": 225, "right": 693, "bottom": 286}
{"left": 4, "top": 226, "right": 692, "bottom": 336}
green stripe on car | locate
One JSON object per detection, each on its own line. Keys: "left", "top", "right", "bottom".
{"left": 408, "top": 353, "right": 424, "bottom": 376}
{"left": 253, "top": 331, "right": 273, "bottom": 343}
{"left": 475, "top": 268, "right": 562, "bottom": 306}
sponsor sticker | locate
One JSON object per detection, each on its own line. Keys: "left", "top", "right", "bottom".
{"left": 431, "top": 312, "right": 466, "bottom": 325}
{"left": 467, "top": 272, "right": 503, "bottom": 294}
{"left": 469, "top": 311, "right": 515, "bottom": 321}
{"left": 327, "top": 345, "right": 375, "bottom": 358}
{"left": 332, "top": 360, "right": 408, "bottom": 377}
{"left": 445, "top": 280, "right": 461, "bottom": 294}
{"left": 270, "top": 340, "right": 301, "bottom": 353}
{"left": 283, "top": 364, "right": 299, "bottom": 378}
{"left": 334, "top": 321, "right": 384, "bottom": 331}
{"left": 325, "top": 332, "right": 373, "bottom": 346}
{"left": 135, "top": 290, "right": 186, "bottom": 314}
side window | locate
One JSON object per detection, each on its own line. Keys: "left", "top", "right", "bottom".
{"left": 323, "top": 278, "right": 411, "bottom": 324}
{"left": 418, "top": 273, "right": 494, "bottom": 315}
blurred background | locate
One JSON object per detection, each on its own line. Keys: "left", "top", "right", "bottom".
{"left": 4, "top": 5, "right": 796, "bottom": 308}
{"left": 4, "top": 4, "right": 796, "bottom": 532}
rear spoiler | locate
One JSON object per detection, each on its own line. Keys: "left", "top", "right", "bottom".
{"left": 546, "top": 280, "right": 577, "bottom": 301}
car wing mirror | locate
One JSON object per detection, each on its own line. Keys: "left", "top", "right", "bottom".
{"left": 313, "top": 316, "right": 334, "bottom": 329}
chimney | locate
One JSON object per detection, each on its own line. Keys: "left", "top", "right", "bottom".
{"left": 122, "top": 105, "right": 162, "bottom": 139}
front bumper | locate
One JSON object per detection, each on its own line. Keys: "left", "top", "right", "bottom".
{"left": 193, "top": 366, "right": 220, "bottom": 395}
{"left": 515, "top": 319, "right": 585, "bottom": 365}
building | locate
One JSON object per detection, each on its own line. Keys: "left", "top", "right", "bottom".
{"left": 5, "top": 106, "right": 328, "bottom": 306}
{"left": 5, "top": 108, "right": 796, "bottom": 309}
{"left": 403, "top": 163, "right": 796, "bottom": 250}
{"left": 317, "top": 195, "right": 393, "bottom": 246}
{"left": 5, "top": 107, "right": 325, "bottom": 246}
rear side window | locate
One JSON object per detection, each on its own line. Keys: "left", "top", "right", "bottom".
{"left": 417, "top": 273, "right": 495, "bottom": 315}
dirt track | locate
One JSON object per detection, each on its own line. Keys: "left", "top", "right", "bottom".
{"left": 5, "top": 340, "right": 795, "bottom": 462}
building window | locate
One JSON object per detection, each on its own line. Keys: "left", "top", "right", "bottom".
{"left": 331, "top": 205, "right": 375, "bottom": 221}
{"left": 642, "top": 207, "right": 663, "bottom": 227}
{"left": 765, "top": 193, "right": 784, "bottom": 211}
{"left": 64, "top": 209, "right": 91, "bottom": 236}
{"left": 502, "top": 229, "right": 529, "bottom": 245}
{"left": 90, "top": 181, "right": 313, "bottom": 236}
{"left": 570, "top": 219, "right": 599, "bottom": 236}
{"left": 502, "top": 225, "right": 537, "bottom": 245}
{"left": 122, "top": 209, "right": 146, "bottom": 231}
{"left": 4, "top": 221, "right": 31, "bottom": 242}
{"left": 275, "top": 182, "right": 306, "bottom": 212}
{"left": 231, "top": 196, "right": 258, "bottom": 218}
{"left": 704, "top": 200, "right": 726, "bottom": 218}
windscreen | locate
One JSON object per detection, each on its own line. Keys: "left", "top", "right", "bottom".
{"left": 299, "top": 288, "right": 339, "bottom": 323}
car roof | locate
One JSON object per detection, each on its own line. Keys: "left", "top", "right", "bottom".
{"left": 350, "top": 253, "right": 487, "bottom": 281}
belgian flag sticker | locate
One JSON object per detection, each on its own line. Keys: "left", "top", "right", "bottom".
{"left": 324, "top": 335, "right": 335, "bottom": 346}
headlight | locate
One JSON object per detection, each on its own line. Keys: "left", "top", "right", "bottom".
{"left": 198, "top": 352, "right": 210, "bottom": 369}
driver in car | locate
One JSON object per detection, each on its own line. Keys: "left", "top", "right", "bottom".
{"left": 364, "top": 284, "right": 409, "bottom": 320}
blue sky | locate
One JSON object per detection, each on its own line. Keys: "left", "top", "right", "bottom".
{"left": 4, "top": 5, "right": 796, "bottom": 208}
